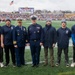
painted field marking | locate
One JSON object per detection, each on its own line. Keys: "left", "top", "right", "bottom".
{"left": 58, "top": 71, "right": 75, "bottom": 75}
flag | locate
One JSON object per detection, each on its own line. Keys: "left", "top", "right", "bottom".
{"left": 10, "top": 1, "right": 14, "bottom": 5}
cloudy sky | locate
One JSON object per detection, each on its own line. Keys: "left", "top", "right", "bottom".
{"left": 0, "top": 0, "right": 75, "bottom": 12}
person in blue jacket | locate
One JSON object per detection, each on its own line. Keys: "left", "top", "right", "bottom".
{"left": 1, "top": 19, "right": 15, "bottom": 67}
{"left": 13, "top": 18, "right": 28, "bottom": 67}
{"left": 71, "top": 25, "right": 75, "bottom": 67}
{"left": 56, "top": 20, "right": 71, "bottom": 67}
{"left": 28, "top": 15, "right": 43, "bottom": 67}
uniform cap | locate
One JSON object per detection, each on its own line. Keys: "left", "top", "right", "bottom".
{"left": 17, "top": 18, "right": 22, "bottom": 21}
{"left": 30, "top": 15, "right": 37, "bottom": 20}
{"left": 6, "top": 19, "right": 11, "bottom": 22}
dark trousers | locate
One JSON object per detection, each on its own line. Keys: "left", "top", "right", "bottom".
{"left": 44, "top": 47, "right": 54, "bottom": 66}
{"left": 57, "top": 47, "right": 69, "bottom": 64}
{"left": 4, "top": 45, "right": 15, "bottom": 64}
{"left": 30, "top": 41, "right": 41, "bottom": 65}
{"left": 15, "top": 47, "right": 25, "bottom": 66}
{"left": 73, "top": 46, "right": 75, "bottom": 62}
{"left": 0, "top": 47, "right": 3, "bottom": 62}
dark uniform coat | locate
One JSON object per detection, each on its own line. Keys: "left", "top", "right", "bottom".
{"left": 28, "top": 23, "right": 42, "bottom": 65}
{"left": 13, "top": 26, "right": 28, "bottom": 47}
{"left": 42, "top": 25, "right": 57, "bottom": 48}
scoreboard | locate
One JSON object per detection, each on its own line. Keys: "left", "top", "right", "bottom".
{"left": 19, "top": 7, "right": 34, "bottom": 14}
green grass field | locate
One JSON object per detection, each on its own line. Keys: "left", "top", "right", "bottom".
{"left": 0, "top": 20, "right": 75, "bottom": 75}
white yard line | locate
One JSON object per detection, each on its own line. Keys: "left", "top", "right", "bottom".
{"left": 26, "top": 61, "right": 45, "bottom": 65}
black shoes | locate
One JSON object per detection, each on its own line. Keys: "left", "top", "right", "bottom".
{"left": 4, "top": 63, "right": 9, "bottom": 67}
{"left": 32, "top": 64, "right": 36, "bottom": 67}
{"left": 32, "top": 64, "right": 39, "bottom": 67}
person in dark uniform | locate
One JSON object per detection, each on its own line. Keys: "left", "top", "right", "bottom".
{"left": 71, "top": 25, "right": 75, "bottom": 67}
{"left": 0, "top": 26, "right": 4, "bottom": 67}
{"left": 28, "top": 15, "right": 43, "bottom": 67}
{"left": 13, "top": 18, "right": 28, "bottom": 67}
{"left": 56, "top": 20, "right": 71, "bottom": 67}
{"left": 1, "top": 19, "right": 15, "bottom": 67}
{"left": 42, "top": 20, "right": 57, "bottom": 67}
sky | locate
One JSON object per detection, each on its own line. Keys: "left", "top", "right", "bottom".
{"left": 0, "top": 0, "right": 75, "bottom": 12}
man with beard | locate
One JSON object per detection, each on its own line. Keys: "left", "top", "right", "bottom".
{"left": 42, "top": 20, "right": 57, "bottom": 67}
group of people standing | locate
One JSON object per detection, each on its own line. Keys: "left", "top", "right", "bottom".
{"left": 0, "top": 15, "right": 75, "bottom": 68}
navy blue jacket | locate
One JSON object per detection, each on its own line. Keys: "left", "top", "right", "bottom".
{"left": 0, "top": 26, "right": 2, "bottom": 35}
{"left": 57, "top": 27, "right": 71, "bottom": 48}
{"left": 0, "top": 26, "right": 2, "bottom": 45}
{"left": 1, "top": 25, "right": 15, "bottom": 45}
{"left": 42, "top": 25, "right": 57, "bottom": 48}
{"left": 13, "top": 26, "right": 28, "bottom": 47}
{"left": 28, "top": 23, "right": 42, "bottom": 42}
{"left": 71, "top": 25, "right": 75, "bottom": 45}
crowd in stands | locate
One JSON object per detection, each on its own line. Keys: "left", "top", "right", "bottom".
{"left": 0, "top": 11, "right": 75, "bottom": 21}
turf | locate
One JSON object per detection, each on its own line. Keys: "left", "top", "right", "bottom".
{"left": 1, "top": 20, "right": 75, "bottom": 29}
{"left": 0, "top": 20, "right": 75, "bottom": 75}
